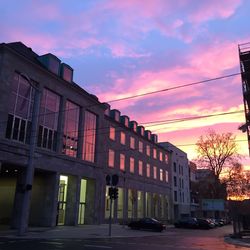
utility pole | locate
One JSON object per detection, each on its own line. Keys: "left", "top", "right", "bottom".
{"left": 18, "top": 74, "right": 41, "bottom": 235}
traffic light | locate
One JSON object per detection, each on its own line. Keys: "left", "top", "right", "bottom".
{"left": 108, "top": 187, "right": 119, "bottom": 200}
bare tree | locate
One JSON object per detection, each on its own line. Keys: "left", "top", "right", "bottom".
{"left": 196, "top": 129, "right": 239, "bottom": 178}
{"left": 221, "top": 163, "right": 250, "bottom": 200}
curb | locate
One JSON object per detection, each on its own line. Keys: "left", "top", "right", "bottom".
{"left": 224, "top": 236, "right": 250, "bottom": 248}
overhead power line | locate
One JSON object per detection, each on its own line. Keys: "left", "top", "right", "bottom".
{"left": 107, "top": 72, "right": 241, "bottom": 103}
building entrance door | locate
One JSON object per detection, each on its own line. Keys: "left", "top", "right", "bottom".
{"left": 57, "top": 175, "right": 68, "bottom": 225}
{"left": 78, "top": 179, "right": 87, "bottom": 224}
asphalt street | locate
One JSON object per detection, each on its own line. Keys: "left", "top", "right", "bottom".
{"left": 0, "top": 225, "right": 249, "bottom": 250}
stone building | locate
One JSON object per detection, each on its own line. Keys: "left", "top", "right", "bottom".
{"left": 0, "top": 42, "right": 172, "bottom": 231}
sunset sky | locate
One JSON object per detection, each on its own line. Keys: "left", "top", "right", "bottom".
{"left": 1, "top": 0, "right": 250, "bottom": 169}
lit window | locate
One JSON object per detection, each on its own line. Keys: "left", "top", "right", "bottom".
{"left": 130, "top": 137, "right": 135, "bottom": 149}
{"left": 159, "top": 152, "right": 163, "bottom": 161}
{"left": 108, "top": 149, "right": 115, "bottom": 168}
{"left": 165, "top": 170, "right": 169, "bottom": 182}
{"left": 120, "top": 153, "right": 125, "bottom": 171}
{"left": 139, "top": 141, "right": 143, "bottom": 153}
{"left": 139, "top": 160, "right": 143, "bottom": 176}
{"left": 146, "top": 145, "right": 150, "bottom": 156}
{"left": 153, "top": 166, "right": 157, "bottom": 179}
{"left": 160, "top": 169, "right": 163, "bottom": 181}
{"left": 130, "top": 157, "right": 134, "bottom": 173}
{"left": 153, "top": 148, "right": 157, "bottom": 159}
{"left": 146, "top": 164, "right": 150, "bottom": 177}
{"left": 82, "top": 111, "right": 97, "bottom": 162}
{"left": 109, "top": 126, "right": 115, "bottom": 140}
{"left": 120, "top": 131, "right": 126, "bottom": 145}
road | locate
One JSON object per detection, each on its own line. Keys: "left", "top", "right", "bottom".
{"left": 0, "top": 225, "right": 248, "bottom": 250}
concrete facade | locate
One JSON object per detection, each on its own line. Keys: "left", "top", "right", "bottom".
{"left": 0, "top": 42, "right": 172, "bottom": 230}
{"left": 158, "top": 142, "right": 191, "bottom": 221}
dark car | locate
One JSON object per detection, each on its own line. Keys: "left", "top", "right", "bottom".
{"left": 128, "top": 218, "right": 166, "bottom": 232}
{"left": 174, "top": 217, "right": 198, "bottom": 229}
{"left": 197, "top": 218, "right": 214, "bottom": 229}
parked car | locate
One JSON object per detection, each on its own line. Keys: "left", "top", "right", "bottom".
{"left": 174, "top": 217, "right": 199, "bottom": 229}
{"left": 128, "top": 218, "right": 166, "bottom": 232}
{"left": 196, "top": 218, "right": 215, "bottom": 229}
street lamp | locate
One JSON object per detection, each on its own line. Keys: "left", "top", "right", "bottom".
{"left": 18, "top": 73, "right": 41, "bottom": 235}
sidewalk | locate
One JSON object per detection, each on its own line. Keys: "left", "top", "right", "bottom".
{"left": 0, "top": 224, "right": 171, "bottom": 239}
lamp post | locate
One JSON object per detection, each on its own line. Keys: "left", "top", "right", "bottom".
{"left": 18, "top": 73, "right": 41, "bottom": 235}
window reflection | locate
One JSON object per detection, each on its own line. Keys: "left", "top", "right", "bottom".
{"left": 63, "top": 100, "right": 79, "bottom": 157}
{"left": 82, "top": 110, "right": 97, "bottom": 162}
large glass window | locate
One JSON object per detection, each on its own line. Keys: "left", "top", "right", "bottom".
{"left": 138, "top": 160, "right": 143, "bottom": 176}
{"left": 146, "top": 164, "right": 150, "bottom": 178}
{"left": 160, "top": 169, "right": 163, "bottom": 181}
{"left": 165, "top": 170, "right": 169, "bottom": 183}
{"left": 159, "top": 152, "right": 163, "bottom": 161}
{"left": 153, "top": 148, "right": 157, "bottom": 159}
{"left": 153, "top": 166, "right": 157, "bottom": 179}
{"left": 120, "top": 153, "right": 125, "bottom": 171}
{"left": 37, "top": 88, "right": 60, "bottom": 150}
{"left": 63, "top": 100, "right": 79, "bottom": 157}
{"left": 130, "top": 136, "right": 135, "bottom": 149}
{"left": 120, "top": 131, "right": 126, "bottom": 145}
{"left": 82, "top": 110, "right": 97, "bottom": 162}
{"left": 109, "top": 126, "right": 115, "bottom": 140}
{"left": 139, "top": 141, "right": 143, "bottom": 153}
{"left": 130, "top": 157, "right": 134, "bottom": 173}
{"left": 108, "top": 149, "right": 115, "bottom": 168}
{"left": 146, "top": 145, "right": 150, "bottom": 156}
{"left": 5, "top": 72, "right": 34, "bottom": 144}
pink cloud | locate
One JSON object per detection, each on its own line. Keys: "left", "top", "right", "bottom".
{"left": 188, "top": 0, "right": 242, "bottom": 23}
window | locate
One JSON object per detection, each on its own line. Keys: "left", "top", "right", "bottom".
{"left": 130, "top": 137, "right": 135, "bottom": 149}
{"left": 82, "top": 110, "right": 97, "bottom": 162}
{"left": 174, "top": 162, "right": 176, "bottom": 172}
{"left": 174, "top": 176, "right": 177, "bottom": 187}
{"left": 160, "top": 169, "right": 163, "bottom": 181}
{"left": 146, "top": 145, "right": 150, "bottom": 156}
{"left": 165, "top": 170, "right": 169, "bottom": 182}
{"left": 153, "top": 166, "right": 157, "bottom": 179}
{"left": 174, "top": 191, "right": 177, "bottom": 202}
{"left": 120, "top": 153, "right": 125, "bottom": 171}
{"left": 153, "top": 148, "right": 157, "bottom": 159}
{"left": 63, "top": 100, "right": 79, "bottom": 157}
{"left": 120, "top": 131, "right": 126, "bottom": 145}
{"left": 139, "top": 141, "right": 143, "bottom": 153}
{"left": 37, "top": 88, "right": 60, "bottom": 151}
{"left": 108, "top": 149, "right": 115, "bottom": 168}
{"left": 130, "top": 157, "right": 134, "bottom": 173}
{"left": 5, "top": 72, "right": 35, "bottom": 144}
{"left": 146, "top": 164, "right": 150, "bottom": 177}
{"left": 138, "top": 160, "right": 143, "bottom": 176}
{"left": 165, "top": 154, "right": 169, "bottom": 164}
{"left": 109, "top": 126, "right": 115, "bottom": 140}
{"left": 159, "top": 152, "right": 163, "bottom": 161}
